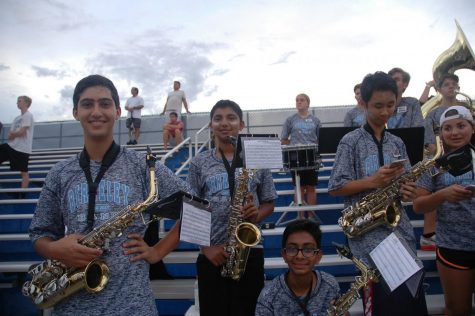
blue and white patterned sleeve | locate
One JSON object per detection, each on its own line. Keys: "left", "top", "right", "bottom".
{"left": 328, "top": 138, "right": 356, "bottom": 192}
{"left": 281, "top": 117, "right": 291, "bottom": 140}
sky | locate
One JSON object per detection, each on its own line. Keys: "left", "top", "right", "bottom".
{"left": 0, "top": 0, "right": 474, "bottom": 123}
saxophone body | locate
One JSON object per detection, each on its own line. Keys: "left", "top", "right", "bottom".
{"left": 221, "top": 168, "right": 262, "bottom": 281}
{"left": 327, "top": 244, "right": 379, "bottom": 316}
{"left": 23, "top": 149, "right": 158, "bottom": 309}
{"left": 339, "top": 139, "right": 445, "bottom": 238}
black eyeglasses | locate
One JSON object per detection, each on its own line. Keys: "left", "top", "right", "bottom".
{"left": 283, "top": 247, "right": 320, "bottom": 258}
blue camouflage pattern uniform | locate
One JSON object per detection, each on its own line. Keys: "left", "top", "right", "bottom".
{"left": 187, "top": 148, "right": 277, "bottom": 246}
{"left": 328, "top": 126, "right": 418, "bottom": 266}
{"left": 417, "top": 165, "right": 475, "bottom": 251}
{"left": 344, "top": 106, "right": 366, "bottom": 127}
{"left": 255, "top": 271, "right": 340, "bottom": 316}
{"left": 29, "top": 147, "right": 191, "bottom": 316}
{"left": 387, "top": 97, "right": 424, "bottom": 129}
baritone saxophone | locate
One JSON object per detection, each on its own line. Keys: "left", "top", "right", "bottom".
{"left": 23, "top": 147, "right": 158, "bottom": 309}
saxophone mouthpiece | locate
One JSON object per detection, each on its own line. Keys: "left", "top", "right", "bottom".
{"left": 332, "top": 242, "right": 353, "bottom": 259}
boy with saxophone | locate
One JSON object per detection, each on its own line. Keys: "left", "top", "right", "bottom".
{"left": 187, "top": 100, "right": 277, "bottom": 316}
{"left": 328, "top": 72, "right": 428, "bottom": 316}
{"left": 29, "top": 75, "right": 190, "bottom": 316}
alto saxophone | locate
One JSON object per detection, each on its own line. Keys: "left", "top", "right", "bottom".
{"left": 327, "top": 243, "right": 379, "bottom": 316}
{"left": 23, "top": 148, "right": 158, "bottom": 309}
{"left": 221, "top": 168, "right": 262, "bottom": 281}
{"left": 339, "top": 137, "right": 446, "bottom": 238}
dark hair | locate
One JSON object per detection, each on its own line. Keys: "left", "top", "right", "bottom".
{"left": 282, "top": 219, "right": 322, "bottom": 249}
{"left": 210, "top": 100, "right": 243, "bottom": 121}
{"left": 388, "top": 67, "right": 411, "bottom": 84}
{"left": 360, "top": 71, "right": 398, "bottom": 103}
{"left": 174, "top": 81, "right": 181, "bottom": 86}
{"left": 353, "top": 83, "right": 361, "bottom": 93}
{"left": 169, "top": 111, "right": 178, "bottom": 118}
{"left": 437, "top": 74, "right": 459, "bottom": 89}
{"left": 73, "top": 75, "right": 120, "bottom": 109}
{"left": 131, "top": 87, "right": 139, "bottom": 94}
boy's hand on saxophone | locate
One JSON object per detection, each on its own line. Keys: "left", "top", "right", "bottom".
{"left": 242, "top": 192, "right": 259, "bottom": 223}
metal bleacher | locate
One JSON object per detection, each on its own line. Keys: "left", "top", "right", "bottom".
{"left": 0, "top": 108, "right": 452, "bottom": 315}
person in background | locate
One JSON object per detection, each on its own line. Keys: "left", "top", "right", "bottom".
{"left": 281, "top": 93, "right": 321, "bottom": 219}
{"left": 344, "top": 83, "right": 366, "bottom": 127}
{"left": 161, "top": 81, "right": 190, "bottom": 118}
{"left": 255, "top": 219, "right": 340, "bottom": 316}
{"left": 124, "top": 87, "right": 144, "bottom": 145}
{"left": 0, "top": 95, "right": 34, "bottom": 191}
{"left": 162, "top": 111, "right": 184, "bottom": 150}
{"left": 386, "top": 67, "right": 424, "bottom": 128}
{"left": 414, "top": 106, "right": 475, "bottom": 316}
{"left": 419, "top": 80, "right": 435, "bottom": 105}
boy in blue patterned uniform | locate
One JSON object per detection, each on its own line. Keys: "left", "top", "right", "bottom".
{"left": 256, "top": 219, "right": 340, "bottom": 316}
{"left": 29, "top": 75, "right": 190, "bottom": 316}
{"left": 188, "top": 100, "right": 277, "bottom": 316}
{"left": 328, "top": 72, "right": 428, "bottom": 316}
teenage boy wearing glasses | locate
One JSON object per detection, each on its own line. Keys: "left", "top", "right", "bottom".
{"left": 255, "top": 219, "right": 340, "bottom": 316}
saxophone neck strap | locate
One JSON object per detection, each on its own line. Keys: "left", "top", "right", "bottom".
{"left": 79, "top": 141, "right": 121, "bottom": 232}
{"left": 219, "top": 148, "right": 238, "bottom": 199}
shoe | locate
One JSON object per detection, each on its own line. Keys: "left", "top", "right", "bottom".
{"left": 132, "top": 140, "right": 138, "bottom": 145}
{"left": 420, "top": 235, "right": 436, "bottom": 251}
{"left": 126, "top": 140, "right": 132, "bottom": 145}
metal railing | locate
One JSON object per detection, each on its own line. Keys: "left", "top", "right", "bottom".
{"left": 194, "top": 123, "right": 211, "bottom": 155}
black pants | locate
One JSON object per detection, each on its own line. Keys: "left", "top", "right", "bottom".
{"left": 197, "top": 248, "right": 264, "bottom": 316}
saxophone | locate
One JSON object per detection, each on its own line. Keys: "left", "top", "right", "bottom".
{"left": 221, "top": 168, "right": 262, "bottom": 281}
{"left": 22, "top": 148, "right": 158, "bottom": 309}
{"left": 339, "top": 138, "right": 446, "bottom": 238}
{"left": 327, "top": 243, "right": 379, "bottom": 316}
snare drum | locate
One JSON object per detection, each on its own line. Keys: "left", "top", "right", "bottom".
{"left": 282, "top": 144, "right": 320, "bottom": 171}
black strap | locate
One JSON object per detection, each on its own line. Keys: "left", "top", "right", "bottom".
{"left": 285, "top": 272, "right": 314, "bottom": 316}
{"left": 79, "top": 141, "right": 121, "bottom": 232}
{"left": 219, "top": 148, "right": 238, "bottom": 199}
{"left": 364, "top": 123, "right": 385, "bottom": 167}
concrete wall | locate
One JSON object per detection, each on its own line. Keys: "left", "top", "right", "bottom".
{"left": 0, "top": 105, "right": 353, "bottom": 149}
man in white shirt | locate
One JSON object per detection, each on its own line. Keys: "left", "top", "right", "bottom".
{"left": 0, "top": 95, "right": 35, "bottom": 190}
{"left": 160, "top": 81, "right": 190, "bottom": 117}
{"left": 124, "top": 87, "right": 144, "bottom": 145}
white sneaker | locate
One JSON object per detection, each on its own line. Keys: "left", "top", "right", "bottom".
{"left": 420, "top": 235, "right": 436, "bottom": 251}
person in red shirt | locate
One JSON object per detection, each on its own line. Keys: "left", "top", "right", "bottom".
{"left": 162, "top": 111, "right": 184, "bottom": 150}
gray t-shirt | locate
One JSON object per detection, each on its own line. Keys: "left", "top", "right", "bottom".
{"left": 187, "top": 148, "right": 277, "bottom": 245}
{"left": 343, "top": 106, "right": 365, "bottom": 127}
{"left": 255, "top": 271, "right": 340, "bottom": 316}
{"left": 424, "top": 105, "right": 451, "bottom": 146}
{"left": 29, "top": 147, "right": 191, "bottom": 316}
{"left": 281, "top": 113, "right": 320, "bottom": 145}
{"left": 328, "top": 127, "right": 417, "bottom": 266}
{"left": 387, "top": 97, "right": 424, "bottom": 129}
{"left": 417, "top": 163, "right": 475, "bottom": 251}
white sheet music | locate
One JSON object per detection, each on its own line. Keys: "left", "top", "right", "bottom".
{"left": 369, "top": 232, "right": 422, "bottom": 292}
{"left": 180, "top": 201, "right": 211, "bottom": 246}
{"left": 243, "top": 139, "right": 283, "bottom": 169}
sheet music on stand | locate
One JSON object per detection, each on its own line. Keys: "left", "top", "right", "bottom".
{"left": 369, "top": 232, "right": 423, "bottom": 297}
{"left": 237, "top": 134, "right": 282, "bottom": 169}
{"left": 143, "top": 191, "right": 211, "bottom": 246}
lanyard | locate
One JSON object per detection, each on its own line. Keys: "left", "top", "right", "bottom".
{"left": 219, "top": 148, "right": 238, "bottom": 199}
{"left": 79, "top": 141, "right": 121, "bottom": 233}
{"left": 285, "top": 272, "right": 314, "bottom": 316}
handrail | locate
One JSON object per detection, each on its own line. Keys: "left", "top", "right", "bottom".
{"left": 160, "top": 137, "right": 192, "bottom": 164}
{"left": 194, "top": 123, "right": 211, "bottom": 154}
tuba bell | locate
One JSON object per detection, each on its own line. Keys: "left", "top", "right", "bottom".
{"left": 421, "top": 20, "right": 475, "bottom": 117}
